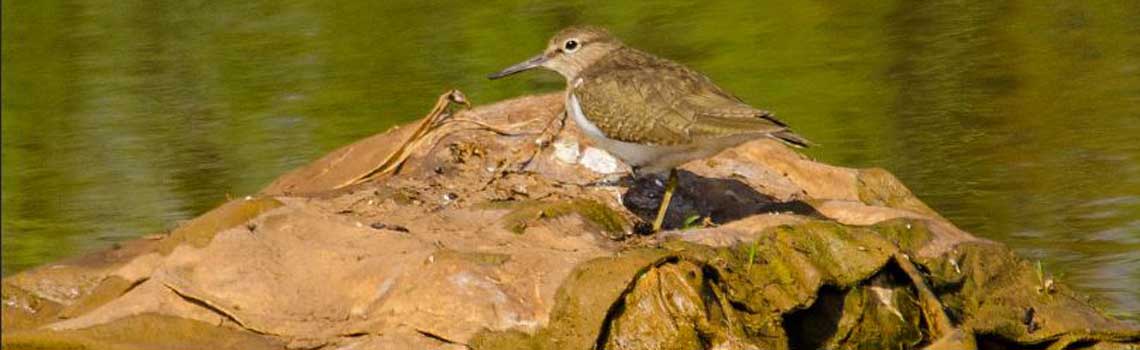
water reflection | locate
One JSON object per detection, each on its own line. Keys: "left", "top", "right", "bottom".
{"left": 3, "top": 0, "right": 1137, "bottom": 319}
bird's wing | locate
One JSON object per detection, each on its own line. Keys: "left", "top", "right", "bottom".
{"left": 573, "top": 70, "right": 692, "bottom": 145}
{"left": 678, "top": 85, "right": 789, "bottom": 140}
{"left": 574, "top": 52, "right": 789, "bottom": 146}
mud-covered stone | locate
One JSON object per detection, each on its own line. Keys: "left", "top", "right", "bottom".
{"left": 3, "top": 92, "right": 1137, "bottom": 350}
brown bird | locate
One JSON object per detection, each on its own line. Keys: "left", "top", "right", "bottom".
{"left": 489, "top": 26, "right": 810, "bottom": 232}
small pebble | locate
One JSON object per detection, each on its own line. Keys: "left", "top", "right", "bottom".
{"left": 580, "top": 147, "right": 619, "bottom": 174}
{"left": 1023, "top": 307, "right": 1039, "bottom": 333}
{"left": 443, "top": 193, "right": 458, "bottom": 202}
{"left": 552, "top": 138, "right": 581, "bottom": 164}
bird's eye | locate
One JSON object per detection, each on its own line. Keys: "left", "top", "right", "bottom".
{"left": 563, "top": 39, "right": 580, "bottom": 52}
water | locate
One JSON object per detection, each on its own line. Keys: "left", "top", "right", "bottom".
{"left": 3, "top": 1, "right": 1137, "bottom": 320}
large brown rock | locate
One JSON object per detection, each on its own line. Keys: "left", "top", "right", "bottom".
{"left": 3, "top": 92, "right": 1137, "bottom": 349}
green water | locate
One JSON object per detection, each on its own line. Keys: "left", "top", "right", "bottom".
{"left": 3, "top": 1, "right": 1138, "bottom": 319}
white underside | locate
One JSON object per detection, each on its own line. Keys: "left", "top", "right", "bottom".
{"left": 567, "top": 93, "right": 750, "bottom": 174}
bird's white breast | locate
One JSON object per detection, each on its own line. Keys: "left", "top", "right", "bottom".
{"left": 567, "top": 93, "right": 608, "bottom": 142}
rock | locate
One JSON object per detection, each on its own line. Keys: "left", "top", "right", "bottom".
{"left": 3, "top": 92, "right": 1137, "bottom": 349}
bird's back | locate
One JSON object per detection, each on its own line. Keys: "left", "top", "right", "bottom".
{"left": 572, "top": 47, "right": 808, "bottom": 147}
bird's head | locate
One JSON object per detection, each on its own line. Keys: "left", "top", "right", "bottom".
{"left": 488, "top": 26, "right": 622, "bottom": 81}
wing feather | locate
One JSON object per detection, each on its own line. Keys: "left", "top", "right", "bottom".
{"left": 573, "top": 48, "right": 804, "bottom": 146}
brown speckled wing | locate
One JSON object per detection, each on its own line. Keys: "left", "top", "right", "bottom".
{"left": 573, "top": 48, "right": 787, "bottom": 146}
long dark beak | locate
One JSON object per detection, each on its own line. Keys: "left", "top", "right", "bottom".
{"left": 487, "top": 53, "right": 548, "bottom": 80}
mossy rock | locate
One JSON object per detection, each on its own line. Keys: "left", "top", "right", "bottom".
{"left": 473, "top": 220, "right": 1140, "bottom": 350}
{"left": 499, "top": 199, "right": 628, "bottom": 235}
{"left": 157, "top": 196, "right": 282, "bottom": 254}
{"left": 1, "top": 313, "right": 283, "bottom": 350}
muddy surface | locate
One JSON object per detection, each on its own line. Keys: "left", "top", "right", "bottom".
{"left": 3, "top": 91, "right": 1137, "bottom": 349}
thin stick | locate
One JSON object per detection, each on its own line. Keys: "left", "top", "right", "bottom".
{"left": 894, "top": 253, "right": 955, "bottom": 339}
{"left": 337, "top": 90, "right": 469, "bottom": 189}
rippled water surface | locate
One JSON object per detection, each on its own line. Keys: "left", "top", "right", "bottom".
{"left": 3, "top": 1, "right": 1138, "bottom": 319}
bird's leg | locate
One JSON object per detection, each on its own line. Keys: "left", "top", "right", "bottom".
{"left": 652, "top": 168, "right": 679, "bottom": 232}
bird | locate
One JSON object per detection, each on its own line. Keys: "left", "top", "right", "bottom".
{"left": 488, "top": 26, "right": 810, "bottom": 232}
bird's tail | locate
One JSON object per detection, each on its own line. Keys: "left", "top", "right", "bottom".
{"left": 771, "top": 130, "right": 814, "bottom": 148}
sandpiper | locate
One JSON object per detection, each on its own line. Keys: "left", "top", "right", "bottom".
{"left": 489, "top": 26, "right": 810, "bottom": 232}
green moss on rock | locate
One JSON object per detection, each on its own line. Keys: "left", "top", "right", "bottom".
{"left": 56, "top": 276, "right": 136, "bottom": 320}
{"left": 499, "top": 199, "right": 627, "bottom": 235}
{"left": 472, "top": 220, "right": 1140, "bottom": 350}
{"left": 156, "top": 197, "right": 282, "bottom": 254}
{"left": 1, "top": 284, "right": 64, "bottom": 331}
{"left": 1, "top": 313, "right": 283, "bottom": 350}
{"left": 856, "top": 168, "right": 940, "bottom": 218}
{"left": 870, "top": 218, "right": 934, "bottom": 254}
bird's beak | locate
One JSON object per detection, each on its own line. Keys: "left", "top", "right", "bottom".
{"left": 488, "top": 53, "right": 548, "bottom": 80}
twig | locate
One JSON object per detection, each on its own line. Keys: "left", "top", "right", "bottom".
{"left": 893, "top": 253, "right": 955, "bottom": 338}
{"left": 337, "top": 90, "right": 470, "bottom": 189}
